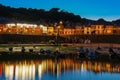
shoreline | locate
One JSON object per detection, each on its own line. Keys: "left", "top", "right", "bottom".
{"left": 0, "top": 43, "right": 120, "bottom": 47}
{"left": 0, "top": 43, "right": 119, "bottom": 62}
{"left": 0, "top": 43, "right": 120, "bottom": 52}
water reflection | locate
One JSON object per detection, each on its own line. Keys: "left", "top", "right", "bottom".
{"left": 0, "top": 59, "right": 120, "bottom": 80}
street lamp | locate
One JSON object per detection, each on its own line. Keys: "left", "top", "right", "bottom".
{"left": 56, "top": 26, "right": 60, "bottom": 46}
{"left": 55, "top": 21, "right": 63, "bottom": 45}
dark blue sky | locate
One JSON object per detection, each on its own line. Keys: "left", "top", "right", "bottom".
{"left": 0, "top": 0, "right": 120, "bottom": 21}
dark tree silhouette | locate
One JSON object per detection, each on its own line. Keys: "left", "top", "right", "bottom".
{"left": 0, "top": 4, "right": 120, "bottom": 26}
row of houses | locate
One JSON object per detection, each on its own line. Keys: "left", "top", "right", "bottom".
{"left": 59, "top": 25, "right": 119, "bottom": 36}
{"left": 0, "top": 23, "right": 120, "bottom": 36}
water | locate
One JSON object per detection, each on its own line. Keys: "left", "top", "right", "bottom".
{"left": 0, "top": 59, "right": 120, "bottom": 80}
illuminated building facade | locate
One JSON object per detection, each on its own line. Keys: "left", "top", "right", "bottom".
{"left": 91, "top": 25, "right": 104, "bottom": 35}
{"left": 47, "top": 27, "right": 55, "bottom": 35}
{"left": 59, "top": 28, "right": 75, "bottom": 36}
{"left": 104, "top": 25, "right": 114, "bottom": 35}
{"left": 113, "top": 26, "right": 120, "bottom": 35}
{"left": 0, "top": 23, "right": 120, "bottom": 36}
{"left": 84, "top": 26, "right": 91, "bottom": 35}
{"left": 75, "top": 26, "right": 83, "bottom": 35}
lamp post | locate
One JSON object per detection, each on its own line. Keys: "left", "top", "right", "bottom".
{"left": 56, "top": 26, "right": 60, "bottom": 46}
{"left": 55, "top": 21, "right": 63, "bottom": 45}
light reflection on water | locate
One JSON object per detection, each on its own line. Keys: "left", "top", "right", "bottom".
{"left": 0, "top": 59, "right": 120, "bottom": 80}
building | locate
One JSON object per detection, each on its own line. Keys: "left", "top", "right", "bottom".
{"left": 84, "top": 26, "right": 91, "bottom": 35}
{"left": 34, "top": 27, "right": 43, "bottom": 35}
{"left": 91, "top": 25, "right": 104, "bottom": 35}
{"left": 104, "top": 25, "right": 114, "bottom": 35}
{"left": 75, "top": 26, "right": 83, "bottom": 35}
{"left": 0, "top": 24, "right": 4, "bottom": 33}
{"left": 40, "top": 25, "right": 47, "bottom": 35}
{"left": 113, "top": 26, "right": 120, "bottom": 35}
{"left": 0, "top": 23, "right": 120, "bottom": 36}
{"left": 47, "top": 26, "right": 55, "bottom": 35}
{"left": 59, "top": 28, "right": 75, "bottom": 36}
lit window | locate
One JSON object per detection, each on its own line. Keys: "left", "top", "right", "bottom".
{"left": 107, "top": 30, "right": 111, "bottom": 33}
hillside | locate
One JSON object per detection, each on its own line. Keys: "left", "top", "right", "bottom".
{"left": 0, "top": 4, "right": 120, "bottom": 27}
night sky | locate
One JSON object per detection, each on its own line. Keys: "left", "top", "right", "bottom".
{"left": 0, "top": 0, "right": 120, "bottom": 21}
